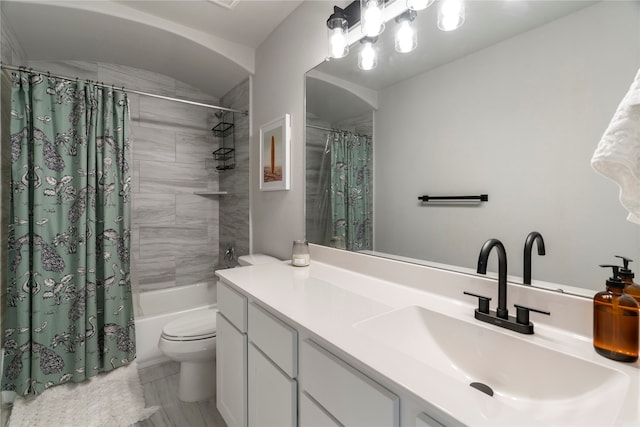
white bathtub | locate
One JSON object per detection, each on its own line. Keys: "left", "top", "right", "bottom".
{"left": 135, "top": 282, "right": 217, "bottom": 367}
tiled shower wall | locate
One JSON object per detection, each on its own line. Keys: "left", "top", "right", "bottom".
{"left": 7, "top": 59, "right": 236, "bottom": 295}
{"left": 218, "top": 79, "right": 250, "bottom": 268}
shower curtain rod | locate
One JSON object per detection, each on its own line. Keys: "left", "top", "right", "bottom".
{"left": 307, "top": 123, "right": 371, "bottom": 138}
{"left": 0, "top": 63, "right": 248, "bottom": 115}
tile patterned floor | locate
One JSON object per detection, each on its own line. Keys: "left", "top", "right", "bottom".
{"left": 135, "top": 362, "right": 227, "bottom": 427}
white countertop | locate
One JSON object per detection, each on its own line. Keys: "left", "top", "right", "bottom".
{"left": 216, "top": 253, "right": 640, "bottom": 426}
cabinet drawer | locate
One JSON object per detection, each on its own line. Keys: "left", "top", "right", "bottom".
{"left": 218, "top": 280, "right": 247, "bottom": 332}
{"left": 248, "top": 302, "right": 297, "bottom": 378}
{"left": 300, "top": 339, "right": 399, "bottom": 427}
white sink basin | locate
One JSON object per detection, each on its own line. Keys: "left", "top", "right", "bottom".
{"left": 353, "top": 305, "right": 630, "bottom": 425}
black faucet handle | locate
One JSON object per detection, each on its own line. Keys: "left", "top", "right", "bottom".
{"left": 464, "top": 291, "right": 491, "bottom": 314}
{"left": 514, "top": 304, "right": 550, "bottom": 325}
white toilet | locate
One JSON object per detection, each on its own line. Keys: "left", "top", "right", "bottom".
{"left": 158, "top": 253, "right": 280, "bottom": 402}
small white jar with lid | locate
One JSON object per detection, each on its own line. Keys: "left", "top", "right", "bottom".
{"left": 291, "top": 240, "right": 310, "bottom": 267}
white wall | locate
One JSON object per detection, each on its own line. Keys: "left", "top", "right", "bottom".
{"left": 252, "top": 1, "right": 338, "bottom": 259}
{"left": 374, "top": 2, "right": 640, "bottom": 290}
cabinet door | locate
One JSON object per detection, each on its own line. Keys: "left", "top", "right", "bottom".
{"left": 416, "top": 412, "right": 445, "bottom": 427}
{"left": 217, "top": 313, "right": 248, "bottom": 427}
{"left": 248, "top": 343, "right": 297, "bottom": 427}
{"left": 300, "top": 392, "right": 342, "bottom": 427}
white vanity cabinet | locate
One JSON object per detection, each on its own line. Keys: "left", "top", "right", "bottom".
{"left": 217, "top": 277, "right": 451, "bottom": 427}
{"left": 217, "top": 281, "right": 248, "bottom": 427}
{"left": 247, "top": 302, "right": 298, "bottom": 427}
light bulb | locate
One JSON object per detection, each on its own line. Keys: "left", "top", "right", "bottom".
{"left": 361, "top": 0, "right": 385, "bottom": 37}
{"left": 327, "top": 14, "right": 349, "bottom": 58}
{"left": 395, "top": 11, "right": 417, "bottom": 53}
{"left": 358, "top": 39, "right": 377, "bottom": 71}
{"left": 329, "top": 28, "right": 349, "bottom": 58}
{"left": 438, "top": 0, "right": 465, "bottom": 31}
{"left": 406, "top": 0, "right": 434, "bottom": 11}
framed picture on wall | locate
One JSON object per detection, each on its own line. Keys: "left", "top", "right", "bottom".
{"left": 259, "top": 113, "right": 291, "bottom": 191}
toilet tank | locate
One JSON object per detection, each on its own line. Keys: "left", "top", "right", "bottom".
{"left": 237, "top": 254, "right": 281, "bottom": 266}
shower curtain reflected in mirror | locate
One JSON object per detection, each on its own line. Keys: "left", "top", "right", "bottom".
{"left": 313, "top": 131, "right": 372, "bottom": 252}
{"left": 2, "top": 70, "right": 135, "bottom": 396}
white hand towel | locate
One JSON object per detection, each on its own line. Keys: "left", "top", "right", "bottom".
{"left": 591, "top": 67, "right": 640, "bottom": 224}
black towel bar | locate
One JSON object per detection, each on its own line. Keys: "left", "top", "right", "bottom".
{"left": 418, "top": 194, "right": 488, "bottom": 202}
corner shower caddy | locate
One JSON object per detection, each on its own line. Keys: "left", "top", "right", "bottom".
{"left": 212, "top": 111, "right": 236, "bottom": 171}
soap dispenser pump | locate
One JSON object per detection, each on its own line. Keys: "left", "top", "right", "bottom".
{"left": 593, "top": 265, "right": 639, "bottom": 362}
{"left": 616, "top": 255, "right": 640, "bottom": 303}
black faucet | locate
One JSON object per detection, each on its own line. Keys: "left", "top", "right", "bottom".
{"left": 477, "top": 238, "right": 509, "bottom": 319}
{"left": 465, "top": 238, "right": 550, "bottom": 334}
{"left": 523, "top": 232, "right": 545, "bottom": 285}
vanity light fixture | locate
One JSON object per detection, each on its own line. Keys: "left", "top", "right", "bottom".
{"left": 437, "top": 0, "right": 465, "bottom": 31}
{"left": 327, "top": 0, "right": 466, "bottom": 62}
{"left": 361, "top": 0, "right": 385, "bottom": 37}
{"left": 406, "top": 0, "right": 433, "bottom": 11}
{"left": 358, "top": 37, "right": 378, "bottom": 70}
{"left": 327, "top": 9, "right": 350, "bottom": 58}
{"left": 395, "top": 10, "right": 417, "bottom": 53}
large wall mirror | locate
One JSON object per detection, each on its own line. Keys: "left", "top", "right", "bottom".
{"left": 305, "top": 0, "right": 640, "bottom": 294}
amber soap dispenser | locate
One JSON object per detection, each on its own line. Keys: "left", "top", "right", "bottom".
{"left": 616, "top": 255, "right": 640, "bottom": 303}
{"left": 593, "top": 265, "right": 639, "bottom": 362}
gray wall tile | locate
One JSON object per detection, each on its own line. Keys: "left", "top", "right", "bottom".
{"left": 218, "top": 79, "right": 250, "bottom": 268}
{"left": 28, "top": 60, "right": 99, "bottom": 81}
{"left": 98, "top": 63, "right": 175, "bottom": 96}
{"left": 139, "top": 96, "right": 210, "bottom": 135}
{"left": 132, "top": 125, "right": 176, "bottom": 162}
{"left": 139, "top": 227, "right": 180, "bottom": 259}
{"left": 139, "top": 160, "right": 209, "bottom": 194}
{"left": 176, "top": 254, "right": 215, "bottom": 286}
{"left": 133, "top": 194, "right": 176, "bottom": 226}
{"left": 176, "top": 132, "right": 214, "bottom": 165}
{"left": 137, "top": 256, "right": 177, "bottom": 292}
{"left": 176, "top": 194, "right": 216, "bottom": 226}
{"left": 175, "top": 80, "right": 220, "bottom": 104}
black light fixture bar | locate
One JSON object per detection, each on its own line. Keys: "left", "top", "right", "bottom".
{"left": 331, "top": 1, "right": 361, "bottom": 29}
{"left": 332, "top": 0, "right": 393, "bottom": 29}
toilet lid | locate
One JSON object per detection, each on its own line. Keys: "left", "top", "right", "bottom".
{"left": 162, "top": 309, "right": 217, "bottom": 341}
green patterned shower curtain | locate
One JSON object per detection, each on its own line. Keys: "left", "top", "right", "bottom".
{"left": 330, "top": 131, "right": 373, "bottom": 251}
{"left": 2, "top": 71, "right": 135, "bottom": 396}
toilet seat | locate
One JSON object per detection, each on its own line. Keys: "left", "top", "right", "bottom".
{"left": 161, "top": 309, "right": 217, "bottom": 342}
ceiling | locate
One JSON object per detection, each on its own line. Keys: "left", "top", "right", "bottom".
{"left": 111, "top": 0, "right": 304, "bottom": 49}
{"left": 1, "top": 0, "right": 305, "bottom": 97}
